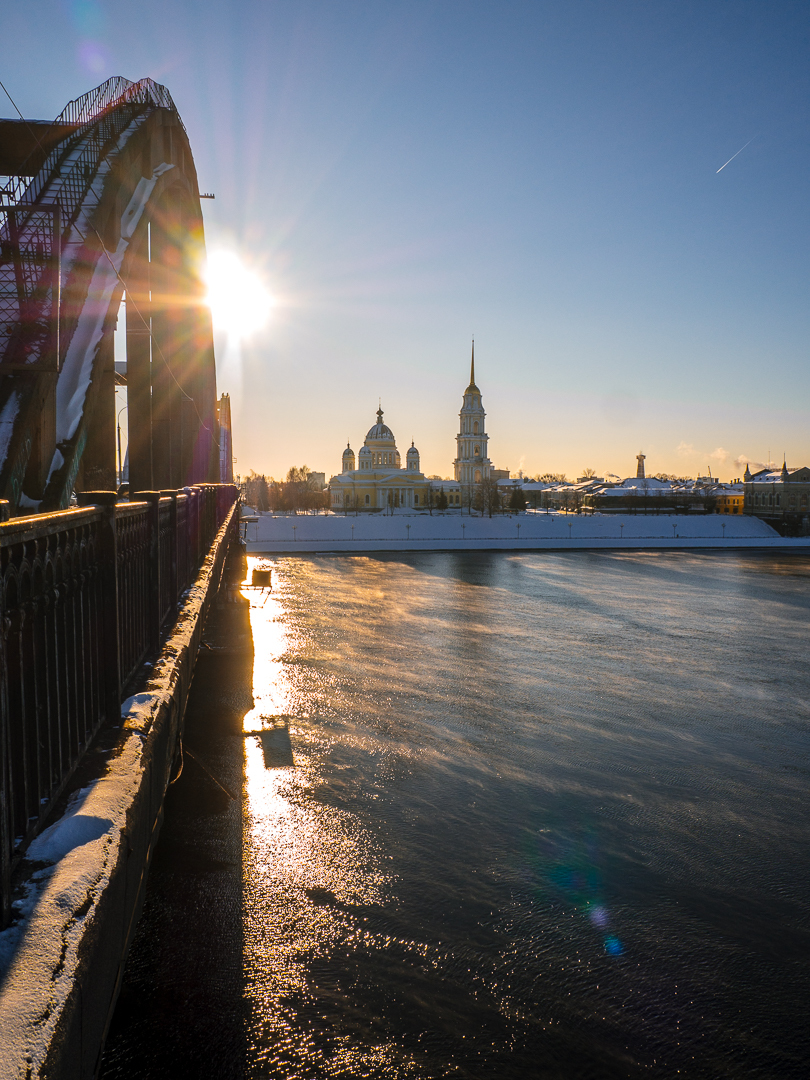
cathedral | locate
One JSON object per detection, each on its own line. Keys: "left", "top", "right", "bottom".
{"left": 328, "top": 344, "right": 491, "bottom": 511}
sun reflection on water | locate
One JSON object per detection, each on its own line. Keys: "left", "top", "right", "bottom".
{"left": 241, "top": 559, "right": 413, "bottom": 1075}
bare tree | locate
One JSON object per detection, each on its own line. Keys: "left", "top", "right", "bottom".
{"left": 480, "top": 477, "right": 501, "bottom": 517}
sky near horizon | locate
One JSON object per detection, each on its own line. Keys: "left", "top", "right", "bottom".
{"left": 3, "top": 1, "right": 808, "bottom": 482}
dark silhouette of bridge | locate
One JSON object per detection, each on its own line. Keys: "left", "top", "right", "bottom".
{"left": 0, "top": 76, "right": 233, "bottom": 514}
{"left": 0, "top": 79, "right": 238, "bottom": 939}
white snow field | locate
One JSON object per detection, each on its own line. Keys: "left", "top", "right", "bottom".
{"left": 243, "top": 509, "right": 807, "bottom": 554}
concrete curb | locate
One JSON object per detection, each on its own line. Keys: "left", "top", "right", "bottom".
{"left": 0, "top": 503, "right": 238, "bottom": 1080}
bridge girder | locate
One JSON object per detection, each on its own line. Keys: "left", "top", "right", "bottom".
{"left": 0, "top": 77, "right": 220, "bottom": 512}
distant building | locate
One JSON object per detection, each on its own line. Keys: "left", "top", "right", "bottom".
{"left": 328, "top": 407, "right": 429, "bottom": 511}
{"left": 429, "top": 479, "right": 462, "bottom": 507}
{"left": 636, "top": 453, "right": 646, "bottom": 480}
{"left": 744, "top": 462, "right": 810, "bottom": 534}
{"left": 715, "top": 485, "right": 744, "bottom": 515}
{"left": 491, "top": 468, "right": 510, "bottom": 481}
{"left": 454, "top": 342, "right": 492, "bottom": 488}
{"left": 329, "top": 347, "right": 496, "bottom": 511}
{"left": 309, "top": 472, "right": 326, "bottom": 489}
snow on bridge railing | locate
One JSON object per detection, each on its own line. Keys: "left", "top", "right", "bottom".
{"left": 0, "top": 483, "right": 238, "bottom": 926}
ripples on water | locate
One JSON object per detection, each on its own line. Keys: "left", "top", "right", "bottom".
{"left": 241, "top": 551, "right": 810, "bottom": 1078}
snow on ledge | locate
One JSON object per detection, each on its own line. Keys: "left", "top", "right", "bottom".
{"left": 0, "top": 534, "right": 227, "bottom": 1077}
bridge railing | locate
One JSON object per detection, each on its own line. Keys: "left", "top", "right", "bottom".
{"left": 0, "top": 483, "right": 238, "bottom": 924}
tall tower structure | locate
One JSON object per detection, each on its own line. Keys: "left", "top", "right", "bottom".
{"left": 636, "top": 453, "right": 646, "bottom": 479}
{"left": 454, "top": 341, "right": 491, "bottom": 488}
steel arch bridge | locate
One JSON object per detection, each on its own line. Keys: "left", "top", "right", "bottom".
{"left": 0, "top": 76, "right": 232, "bottom": 513}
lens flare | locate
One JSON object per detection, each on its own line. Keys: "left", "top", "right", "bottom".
{"left": 205, "top": 249, "right": 273, "bottom": 338}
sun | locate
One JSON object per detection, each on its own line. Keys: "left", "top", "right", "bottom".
{"left": 205, "top": 250, "right": 273, "bottom": 338}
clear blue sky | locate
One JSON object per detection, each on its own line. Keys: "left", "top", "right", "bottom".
{"left": 4, "top": 1, "right": 809, "bottom": 480}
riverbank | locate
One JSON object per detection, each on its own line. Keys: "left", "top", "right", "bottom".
{"left": 243, "top": 509, "right": 806, "bottom": 553}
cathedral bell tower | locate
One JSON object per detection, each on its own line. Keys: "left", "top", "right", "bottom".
{"left": 454, "top": 340, "right": 491, "bottom": 487}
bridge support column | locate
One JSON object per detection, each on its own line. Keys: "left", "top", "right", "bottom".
{"left": 77, "top": 332, "right": 116, "bottom": 492}
{"left": 151, "top": 199, "right": 184, "bottom": 490}
{"left": 127, "top": 242, "right": 153, "bottom": 494}
{"left": 21, "top": 375, "right": 57, "bottom": 501}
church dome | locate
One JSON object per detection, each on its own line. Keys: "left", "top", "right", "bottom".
{"left": 365, "top": 406, "right": 395, "bottom": 443}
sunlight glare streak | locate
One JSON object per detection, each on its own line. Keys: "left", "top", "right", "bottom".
{"left": 205, "top": 249, "right": 273, "bottom": 338}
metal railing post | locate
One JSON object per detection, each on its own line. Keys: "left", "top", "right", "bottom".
{"left": 160, "top": 490, "right": 179, "bottom": 607}
{"left": 189, "top": 485, "right": 202, "bottom": 569}
{"left": 76, "top": 492, "right": 121, "bottom": 726}
{"left": 132, "top": 491, "right": 161, "bottom": 653}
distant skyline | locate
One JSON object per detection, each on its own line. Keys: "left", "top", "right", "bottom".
{"left": 3, "top": 1, "right": 808, "bottom": 481}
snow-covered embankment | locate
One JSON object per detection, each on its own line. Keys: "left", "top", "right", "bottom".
{"left": 243, "top": 510, "right": 804, "bottom": 554}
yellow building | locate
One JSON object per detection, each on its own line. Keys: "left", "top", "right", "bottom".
{"left": 716, "top": 487, "right": 744, "bottom": 514}
{"left": 329, "top": 407, "right": 430, "bottom": 511}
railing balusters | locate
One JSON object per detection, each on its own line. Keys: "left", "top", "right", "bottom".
{"left": 0, "top": 483, "right": 238, "bottom": 925}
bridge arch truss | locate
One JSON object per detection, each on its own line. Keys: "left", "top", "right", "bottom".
{"left": 0, "top": 76, "right": 226, "bottom": 512}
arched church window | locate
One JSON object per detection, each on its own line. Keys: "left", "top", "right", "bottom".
{"left": 474, "top": 446, "right": 480, "bottom": 456}
{"left": 365, "top": 494, "right": 370, "bottom": 505}
{"left": 473, "top": 421, "right": 479, "bottom": 434}
{"left": 475, "top": 470, "right": 482, "bottom": 483}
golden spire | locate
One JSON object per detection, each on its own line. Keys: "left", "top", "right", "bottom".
{"left": 466, "top": 337, "right": 479, "bottom": 392}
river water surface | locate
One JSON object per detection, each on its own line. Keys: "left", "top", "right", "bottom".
{"left": 103, "top": 551, "right": 810, "bottom": 1079}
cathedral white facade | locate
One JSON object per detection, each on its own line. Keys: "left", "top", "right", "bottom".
{"left": 328, "top": 345, "right": 492, "bottom": 511}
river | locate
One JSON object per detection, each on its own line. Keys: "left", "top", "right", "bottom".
{"left": 101, "top": 551, "right": 810, "bottom": 1079}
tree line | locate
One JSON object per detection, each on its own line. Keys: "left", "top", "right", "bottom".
{"left": 244, "top": 467, "right": 328, "bottom": 513}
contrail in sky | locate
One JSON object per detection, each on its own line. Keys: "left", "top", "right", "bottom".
{"left": 716, "top": 137, "right": 756, "bottom": 173}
